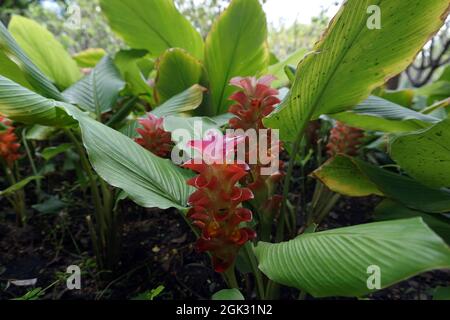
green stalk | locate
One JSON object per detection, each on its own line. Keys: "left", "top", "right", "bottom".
{"left": 65, "top": 129, "right": 103, "bottom": 220}
{"left": 3, "top": 164, "right": 26, "bottom": 227}
{"left": 21, "top": 129, "right": 41, "bottom": 199}
{"left": 243, "top": 243, "right": 265, "bottom": 299}
{"left": 276, "top": 127, "right": 309, "bottom": 242}
{"left": 223, "top": 267, "right": 239, "bottom": 289}
{"left": 106, "top": 97, "right": 139, "bottom": 127}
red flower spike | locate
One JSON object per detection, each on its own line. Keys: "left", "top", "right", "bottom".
{"left": 326, "top": 122, "right": 364, "bottom": 157}
{"left": 135, "top": 114, "right": 173, "bottom": 158}
{"left": 228, "top": 76, "right": 281, "bottom": 130}
{"left": 183, "top": 132, "right": 256, "bottom": 273}
{"left": 0, "top": 116, "right": 21, "bottom": 167}
{"left": 227, "top": 76, "right": 284, "bottom": 222}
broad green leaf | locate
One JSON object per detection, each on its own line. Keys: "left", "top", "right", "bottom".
{"left": 390, "top": 119, "right": 450, "bottom": 188}
{"left": 25, "top": 125, "right": 57, "bottom": 141}
{"left": 0, "top": 50, "right": 32, "bottom": 90}
{"left": 333, "top": 96, "right": 438, "bottom": 133}
{"left": 375, "top": 199, "right": 450, "bottom": 244}
{"left": 115, "top": 49, "right": 153, "bottom": 100}
{"left": 0, "top": 21, "right": 63, "bottom": 100}
{"left": 0, "top": 176, "right": 43, "bottom": 197}
{"left": 119, "top": 120, "right": 140, "bottom": 139}
{"left": 269, "top": 52, "right": 279, "bottom": 65}
{"left": 268, "top": 48, "right": 308, "bottom": 88}
{"left": 8, "top": 15, "right": 81, "bottom": 89}
{"left": 205, "top": 0, "right": 269, "bottom": 115}
{"left": 355, "top": 158, "right": 450, "bottom": 213}
{"left": 62, "top": 104, "right": 194, "bottom": 210}
{"left": 63, "top": 56, "right": 125, "bottom": 115}
{"left": 100, "top": 0, "right": 204, "bottom": 59}
{"left": 73, "top": 48, "right": 106, "bottom": 68}
{"left": 155, "top": 48, "right": 205, "bottom": 103}
{"left": 41, "top": 143, "right": 73, "bottom": 161}
{"left": 0, "top": 76, "right": 74, "bottom": 127}
{"left": 313, "top": 156, "right": 450, "bottom": 213}
{"left": 151, "top": 85, "right": 206, "bottom": 118}
{"left": 379, "top": 89, "right": 414, "bottom": 108}
{"left": 255, "top": 218, "right": 450, "bottom": 297}
{"left": 212, "top": 289, "right": 245, "bottom": 300}
{"left": 311, "top": 156, "right": 382, "bottom": 197}
{"left": 264, "top": 0, "right": 450, "bottom": 141}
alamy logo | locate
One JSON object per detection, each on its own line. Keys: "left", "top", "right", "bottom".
{"left": 66, "top": 265, "right": 81, "bottom": 290}
{"left": 367, "top": 5, "right": 381, "bottom": 29}
{"left": 366, "top": 265, "right": 381, "bottom": 290}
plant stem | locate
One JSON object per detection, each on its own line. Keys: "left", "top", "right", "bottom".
{"left": 265, "top": 279, "right": 280, "bottom": 300}
{"left": 223, "top": 267, "right": 239, "bottom": 289}
{"left": 3, "top": 164, "right": 26, "bottom": 226}
{"left": 298, "top": 290, "right": 307, "bottom": 300}
{"left": 243, "top": 243, "right": 265, "bottom": 299}
{"left": 106, "top": 97, "right": 139, "bottom": 127}
{"left": 276, "top": 133, "right": 307, "bottom": 242}
{"left": 21, "top": 129, "right": 41, "bottom": 199}
{"left": 64, "top": 129, "right": 103, "bottom": 219}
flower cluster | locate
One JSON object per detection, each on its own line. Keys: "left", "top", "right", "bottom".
{"left": 0, "top": 116, "right": 21, "bottom": 167}
{"left": 183, "top": 133, "right": 256, "bottom": 272}
{"left": 135, "top": 114, "right": 173, "bottom": 158}
{"left": 326, "top": 121, "right": 364, "bottom": 157}
{"left": 228, "top": 75, "right": 281, "bottom": 131}
{"left": 228, "top": 76, "right": 283, "bottom": 223}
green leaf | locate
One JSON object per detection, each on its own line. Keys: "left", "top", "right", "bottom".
{"left": 62, "top": 104, "right": 194, "bottom": 210}
{"left": 333, "top": 96, "right": 438, "bottom": 133}
{"left": 155, "top": 48, "right": 205, "bottom": 103}
{"left": 152, "top": 85, "right": 206, "bottom": 118}
{"left": 0, "top": 50, "right": 32, "bottom": 90}
{"left": 433, "top": 286, "right": 450, "bottom": 300}
{"left": 255, "top": 218, "right": 450, "bottom": 298}
{"left": 0, "top": 75, "right": 75, "bottom": 127}
{"left": 63, "top": 56, "right": 125, "bottom": 115}
{"left": 313, "top": 156, "right": 450, "bottom": 213}
{"left": 32, "top": 196, "right": 68, "bottom": 215}
{"left": 25, "top": 125, "right": 57, "bottom": 141}
{"left": 73, "top": 48, "right": 106, "bottom": 68}
{"left": 264, "top": 0, "right": 450, "bottom": 141}
{"left": 311, "top": 156, "right": 383, "bottom": 197}
{"left": 0, "top": 176, "right": 43, "bottom": 197}
{"left": 41, "top": 143, "right": 72, "bottom": 161}
{"left": 114, "top": 49, "right": 153, "bottom": 100}
{"left": 8, "top": 15, "right": 81, "bottom": 89}
{"left": 100, "top": 0, "right": 204, "bottom": 59}
{"left": 132, "top": 285, "right": 165, "bottom": 300}
{"left": 212, "top": 289, "right": 245, "bottom": 300}
{"left": 390, "top": 119, "right": 450, "bottom": 188}
{"left": 205, "top": 0, "right": 269, "bottom": 115}
{"left": 0, "top": 20, "right": 63, "bottom": 100}
{"left": 354, "top": 158, "right": 450, "bottom": 213}
{"left": 378, "top": 89, "right": 414, "bottom": 107}
{"left": 375, "top": 199, "right": 450, "bottom": 244}
{"left": 268, "top": 48, "right": 308, "bottom": 88}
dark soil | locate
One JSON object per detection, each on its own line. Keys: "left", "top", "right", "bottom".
{"left": 1, "top": 189, "right": 448, "bottom": 300}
